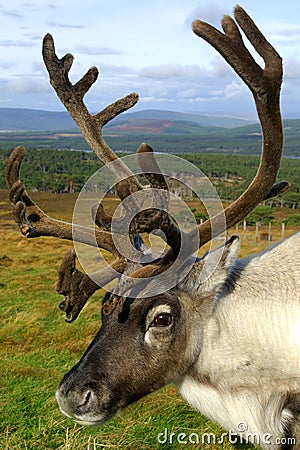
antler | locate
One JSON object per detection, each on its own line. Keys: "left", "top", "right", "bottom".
{"left": 6, "top": 6, "right": 289, "bottom": 319}
{"left": 42, "top": 37, "right": 185, "bottom": 244}
{"left": 42, "top": 33, "right": 141, "bottom": 195}
{"left": 118, "top": 5, "right": 288, "bottom": 281}
{"left": 192, "top": 5, "right": 285, "bottom": 246}
{"left": 6, "top": 36, "right": 182, "bottom": 320}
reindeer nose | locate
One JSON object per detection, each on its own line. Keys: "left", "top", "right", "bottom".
{"left": 56, "top": 385, "right": 96, "bottom": 420}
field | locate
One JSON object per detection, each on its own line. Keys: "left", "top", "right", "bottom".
{"left": 0, "top": 189, "right": 299, "bottom": 450}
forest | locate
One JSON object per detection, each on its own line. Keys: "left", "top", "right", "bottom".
{"left": 1, "top": 147, "right": 300, "bottom": 218}
{"left": 1, "top": 118, "right": 300, "bottom": 156}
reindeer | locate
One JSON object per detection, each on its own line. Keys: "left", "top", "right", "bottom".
{"left": 6, "top": 6, "right": 300, "bottom": 449}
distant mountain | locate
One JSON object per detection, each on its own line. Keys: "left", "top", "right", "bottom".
{"left": 0, "top": 108, "right": 75, "bottom": 131}
{"left": 0, "top": 107, "right": 257, "bottom": 132}
{"left": 113, "top": 109, "right": 257, "bottom": 128}
{"left": 1, "top": 107, "right": 299, "bottom": 144}
{"left": 1, "top": 107, "right": 300, "bottom": 155}
{"left": 104, "top": 118, "right": 224, "bottom": 136}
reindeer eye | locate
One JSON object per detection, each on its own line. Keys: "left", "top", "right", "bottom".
{"left": 152, "top": 313, "right": 173, "bottom": 327}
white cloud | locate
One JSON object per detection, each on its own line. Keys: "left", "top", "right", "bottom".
{"left": 178, "top": 88, "right": 199, "bottom": 99}
{"left": 224, "top": 81, "right": 248, "bottom": 99}
{"left": 76, "top": 45, "right": 122, "bottom": 56}
{"left": 31, "top": 61, "right": 45, "bottom": 73}
{"left": 209, "top": 56, "right": 233, "bottom": 78}
{"left": 284, "top": 57, "right": 300, "bottom": 80}
{"left": 185, "top": 2, "right": 232, "bottom": 28}
{"left": 46, "top": 22, "right": 87, "bottom": 29}
{"left": 0, "top": 39, "right": 37, "bottom": 48}
{"left": 0, "top": 62, "right": 16, "bottom": 70}
{"left": 96, "top": 63, "right": 135, "bottom": 75}
{"left": 264, "top": 23, "right": 300, "bottom": 45}
{"left": 139, "top": 64, "right": 205, "bottom": 80}
{"left": 6, "top": 76, "right": 51, "bottom": 95}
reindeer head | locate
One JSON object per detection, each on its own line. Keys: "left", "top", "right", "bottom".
{"left": 56, "top": 235, "right": 240, "bottom": 426}
{"left": 6, "top": 5, "right": 288, "bottom": 426}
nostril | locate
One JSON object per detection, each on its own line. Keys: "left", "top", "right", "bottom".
{"left": 82, "top": 391, "right": 92, "bottom": 407}
{"left": 76, "top": 390, "right": 93, "bottom": 414}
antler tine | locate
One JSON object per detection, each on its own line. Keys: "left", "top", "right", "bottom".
{"left": 42, "top": 33, "right": 142, "bottom": 194}
{"left": 56, "top": 249, "right": 125, "bottom": 322}
{"left": 233, "top": 5, "right": 281, "bottom": 75}
{"left": 6, "top": 146, "right": 26, "bottom": 192}
{"left": 137, "top": 143, "right": 169, "bottom": 191}
{"left": 136, "top": 143, "right": 182, "bottom": 250}
{"left": 264, "top": 181, "right": 290, "bottom": 200}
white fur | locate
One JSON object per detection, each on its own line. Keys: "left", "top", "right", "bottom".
{"left": 175, "top": 232, "right": 300, "bottom": 448}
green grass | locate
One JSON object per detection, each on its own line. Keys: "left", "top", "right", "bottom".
{"left": 0, "top": 190, "right": 278, "bottom": 449}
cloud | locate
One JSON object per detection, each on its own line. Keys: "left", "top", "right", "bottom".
{"left": 276, "top": 24, "right": 300, "bottom": 33}
{"left": 185, "top": 2, "right": 232, "bottom": 28}
{"left": 141, "top": 96, "right": 175, "bottom": 105}
{"left": 46, "top": 21, "right": 87, "bottom": 29}
{"left": 4, "top": 76, "right": 52, "bottom": 95}
{"left": 0, "top": 6, "right": 23, "bottom": 19}
{"left": 0, "top": 62, "right": 16, "bottom": 70}
{"left": 223, "top": 81, "right": 248, "bottom": 99}
{"left": 284, "top": 57, "right": 300, "bottom": 79}
{"left": 139, "top": 64, "right": 207, "bottom": 80}
{"left": 264, "top": 23, "right": 300, "bottom": 45}
{"left": 138, "top": 57, "right": 235, "bottom": 83}
{"left": 0, "top": 39, "right": 37, "bottom": 48}
{"left": 96, "top": 62, "right": 134, "bottom": 75}
{"left": 23, "top": 33, "right": 44, "bottom": 42}
{"left": 209, "top": 56, "right": 233, "bottom": 77}
{"left": 31, "top": 61, "right": 46, "bottom": 73}
{"left": 76, "top": 45, "right": 122, "bottom": 56}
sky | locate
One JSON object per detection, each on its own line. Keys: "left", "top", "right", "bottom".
{"left": 0, "top": 0, "right": 300, "bottom": 119}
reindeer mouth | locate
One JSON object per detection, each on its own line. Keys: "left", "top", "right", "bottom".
{"left": 58, "top": 405, "right": 112, "bottom": 427}
{"left": 73, "top": 418, "right": 105, "bottom": 427}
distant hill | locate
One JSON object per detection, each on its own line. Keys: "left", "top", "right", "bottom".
{"left": 1, "top": 108, "right": 300, "bottom": 156}
{"left": 0, "top": 107, "right": 256, "bottom": 132}
{"left": 110, "top": 109, "right": 257, "bottom": 129}
{"left": 0, "top": 108, "right": 75, "bottom": 131}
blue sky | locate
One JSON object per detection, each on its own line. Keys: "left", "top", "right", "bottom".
{"left": 0, "top": 0, "right": 300, "bottom": 118}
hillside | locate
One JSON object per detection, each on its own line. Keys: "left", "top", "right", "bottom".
{"left": 1, "top": 108, "right": 300, "bottom": 156}
{"left": 0, "top": 107, "right": 255, "bottom": 132}
{"left": 0, "top": 108, "right": 75, "bottom": 131}
{"left": 107, "top": 109, "right": 257, "bottom": 129}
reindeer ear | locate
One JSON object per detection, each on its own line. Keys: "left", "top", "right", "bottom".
{"left": 178, "top": 236, "right": 240, "bottom": 298}
{"left": 218, "top": 235, "right": 240, "bottom": 270}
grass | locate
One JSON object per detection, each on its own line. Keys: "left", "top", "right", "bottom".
{"left": 0, "top": 189, "right": 298, "bottom": 449}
